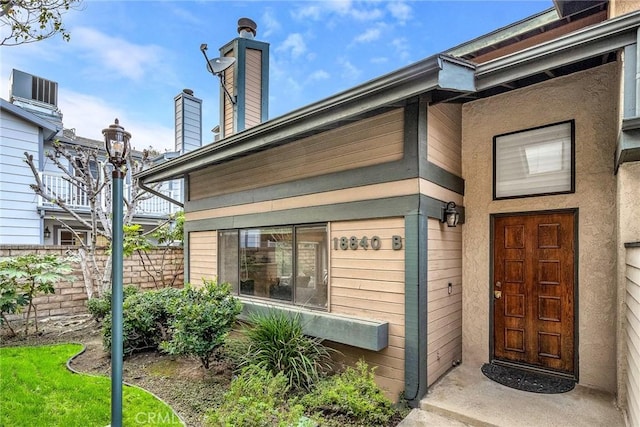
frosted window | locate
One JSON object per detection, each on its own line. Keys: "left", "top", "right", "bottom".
{"left": 494, "top": 121, "right": 574, "bottom": 199}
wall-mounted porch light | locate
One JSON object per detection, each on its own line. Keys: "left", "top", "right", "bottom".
{"left": 441, "top": 201, "right": 460, "bottom": 227}
{"left": 43, "top": 226, "right": 51, "bottom": 239}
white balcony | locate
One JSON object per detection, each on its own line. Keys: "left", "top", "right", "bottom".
{"left": 38, "top": 173, "right": 179, "bottom": 217}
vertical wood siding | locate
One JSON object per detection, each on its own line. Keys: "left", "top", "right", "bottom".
{"left": 245, "top": 48, "right": 262, "bottom": 129}
{"left": 189, "top": 231, "right": 217, "bottom": 286}
{"left": 329, "top": 218, "right": 405, "bottom": 398}
{"left": 223, "top": 51, "right": 235, "bottom": 138}
{"left": 0, "top": 113, "right": 42, "bottom": 244}
{"left": 427, "top": 218, "right": 462, "bottom": 386}
{"left": 427, "top": 103, "right": 462, "bottom": 176}
{"left": 626, "top": 247, "right": 640, "bottom": 427}
{"left": 189, "top": 108, "right": 404, "bottom": 200}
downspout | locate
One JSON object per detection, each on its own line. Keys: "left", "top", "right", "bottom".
{"left": 138, "top": 179, "right": 184, "bottom": 209}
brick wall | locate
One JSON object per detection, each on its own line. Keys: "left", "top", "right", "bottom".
{"left": 0, "top": 245, "right": 184, "bottom": 319}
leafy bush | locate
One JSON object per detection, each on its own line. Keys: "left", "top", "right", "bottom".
{"left": 160, "top": 281, "right": 242, "bottom": 369}
{"left": 300, "top": 359, "right": 396, "bottom": 426}
{"left": 0, "top": 253, "right": 74, "bottom": 336}
{"left": 87, "top": 285, "right": 139, "bottom": 321}
{"left": 206, "top": 364, "right": 310, "bottom": 427}
{"left": 243, "top": 311, "right": 333, "bottom": 391}
{"left": 102, "top": 287, "right": 182, "bottom": 355}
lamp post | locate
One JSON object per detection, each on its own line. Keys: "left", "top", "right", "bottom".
{"left": 103, "top": 118, "right": 131, "bottom": 427}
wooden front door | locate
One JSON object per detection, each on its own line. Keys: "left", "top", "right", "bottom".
{"left": 492, "top": 211, "right": 575, "bottom": 375}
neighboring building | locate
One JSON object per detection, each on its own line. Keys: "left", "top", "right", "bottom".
{"left": 137, "top": 2, "right": 639, "bottom": 424}
{"left": 0, "top": 70, "right": 190, "bottom": 245}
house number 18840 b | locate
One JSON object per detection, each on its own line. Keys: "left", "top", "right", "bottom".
{"left": 332, "top": 236, "right": 403, "bottom": 251}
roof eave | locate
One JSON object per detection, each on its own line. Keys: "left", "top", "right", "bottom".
{"left": 137, "top": 54, "right": 476, "bottom": 184}
{"left": 1, "top": 98, "right": 60, "bottom": 140}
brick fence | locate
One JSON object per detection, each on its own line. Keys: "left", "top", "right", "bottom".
{"left": 0, "top": 245, "right": 184, "bottom": 320}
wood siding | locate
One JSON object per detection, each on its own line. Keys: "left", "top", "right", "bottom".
{"left": 245, "top": 48, "right": 262, "bottom": 129}
{"left": 626, "top": 247, "right": 640, "bottom": 427}
{"left": 427, "top": 218, "right": 462, "bottom": 386}
{"left": 189, "top": 108, "right": 404, "bottom": 201}
{"left": 330, "top": 218, "right": 405, "bottom": 398}
{"left": 223, "top": 51, "right": 235, "bottom": 138}
{"left": 0, "top": 112, "right": 42, "bottom": 244}
{"left": 427, "top": 103, "right": 462, "bottom": 176}
{"left": 189, "top": 231, "right": 217, "bottom": 286}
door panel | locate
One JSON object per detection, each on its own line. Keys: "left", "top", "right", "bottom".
{"left": 493, "top": 212, "right": 575, "bottom": 374}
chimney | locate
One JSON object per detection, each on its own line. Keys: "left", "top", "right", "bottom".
{"left": 174, "top": 88, "right": 203, "bottom": 153}
{"left": 219, "top": 18, "right": 269, "bottom": 138}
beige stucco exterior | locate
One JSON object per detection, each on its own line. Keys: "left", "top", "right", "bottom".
{"left": 461, "top": 62, "right": 620, "bottom": 392}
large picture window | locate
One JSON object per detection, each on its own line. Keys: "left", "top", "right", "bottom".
{"left": 218, "top": 224, "right": 328, "bottom": 310}
{"left": 493, "top": 121, "right": 575, "bottom": 199}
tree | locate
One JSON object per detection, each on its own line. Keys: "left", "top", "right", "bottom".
{"left": 24, "top": 140, "right": 162, "bottom": 298}
{"left": 0, "top": 253, "right": 74, "bottom": 336}
{"left": 122, "top": 211, "right": 184, "bottom": 289}
{"left": 0, "top": 0, "right": 82, "bottom": 46}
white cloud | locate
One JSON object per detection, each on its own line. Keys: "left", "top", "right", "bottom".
{"left": 71, "top": 27, "right": 168, "bottom": 82}
{"left": 337, "top": 57, "right": 361, "bottom": 81}
{"left": 262, "top": 9, "right": 282, "bottom": 38}
{"left": 390, "top": 37, "right": 411, "bottom": 61}
{"left": 292, "top": 1, "right": 383, "bottom": 22}
{"left": 353, "top": 27, "right": 382, "bottom": 44}
{"left": 387, "top": 1, "right": 412, "bottom": 24}
{"left": 58, "top": 89, "right": 174, "bottom": 152}
{"left": 370, "top": 57, "right": 388, "bottom": 64}
{"left": 291, "top": 5, "right": 322, "bottom": 21}
{"left": 307, "top": 70, "right": 330, "bottom": 82}
{"left": 277, "top": 33, "right": 307, "bottom": 59}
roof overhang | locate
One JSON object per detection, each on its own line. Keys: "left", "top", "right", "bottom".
{"left": 476, "top": 9, "right": 640, "bottom": 91}
{"left": 1, "top": 98, "right": 59, "bottom": 140}
{"left": 137, "top": 55, "right": 476, "bottom": 184}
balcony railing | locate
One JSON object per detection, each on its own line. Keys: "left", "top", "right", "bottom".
{"left": 39, "top": 173, "right": 179, "bottom": 217}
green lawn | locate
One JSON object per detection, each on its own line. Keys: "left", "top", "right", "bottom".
{"left": 0, "top": 344, "right": 183, "bottom": 426}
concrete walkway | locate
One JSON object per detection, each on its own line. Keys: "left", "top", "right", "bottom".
{"left": 398, "top": 364, "right": 625, "bottom": 427}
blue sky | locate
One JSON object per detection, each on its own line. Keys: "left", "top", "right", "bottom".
{"left": 1, "top": 0, "right": 554, "bottom": 152}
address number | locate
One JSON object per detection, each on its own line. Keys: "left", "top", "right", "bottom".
{"left": 332, "top": 235, "right": 403, "bottom": 251}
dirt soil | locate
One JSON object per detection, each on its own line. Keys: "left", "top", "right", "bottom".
{"left": 0, "top": 315, "right": 231, "bottom": 426}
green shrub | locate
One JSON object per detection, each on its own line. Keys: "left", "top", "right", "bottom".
{"left": 206, "top": 364, "right": 309, "bottom": 427}
{"left": 301, "top": 359, "right": 396, "bottom": 426}
{"left": 0, "top": 253, "right": 73, "bottom": 336}
{"left": 102, "top": 287, "right": 181, "bottom": 355}
{"left": 87, "top": 285, "right": 139, "bottom": 321}
{"left": 243, "top": 311, "right": 333, "bottom": 391}
{"left": 160, "top": 281, "right": 242, "bottom": 369}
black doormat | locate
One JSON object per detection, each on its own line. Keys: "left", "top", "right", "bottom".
{"left": 481, "top": 363, "right": 575, "bottom": 394}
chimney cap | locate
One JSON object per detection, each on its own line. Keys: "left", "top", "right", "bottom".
{"left": 183, "top": 88, "right": 194, "bottom": 95}
{"left": 238, "top": 17, "right": 257, "bottom": 38}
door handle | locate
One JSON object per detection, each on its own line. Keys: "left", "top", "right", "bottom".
{"left": 494, "top": 290, "right": 502, "bottom": 299}
{"left": 495, "top": 281, "right": 502, "bottom": 288}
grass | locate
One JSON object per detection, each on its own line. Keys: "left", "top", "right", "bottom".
{"left": 0, "top": 344, "right": 183, "bottom": 426}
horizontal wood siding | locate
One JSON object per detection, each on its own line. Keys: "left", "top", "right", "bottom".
{"left": 189, "top": 231, "right": 217, "bottom": 286}
{"left": 245, "top": 48, "right": 262, "bottom": 129}
{"left": 0, "top": 112, "right": 42, "bottom": 244}
{"left": 427, "top": 218, "right": 462, "bottom": 386}
{"left": 427, "top": 103, "right": 462, "bottom": 176}
{"left": 189, "top": 108, "right": 404, "bottom": 201}
{"left": 330, "top": 218, "right": 405, "bottom": 399}
{"left": 626, "top": 247, "right": 640, "bottom": 427}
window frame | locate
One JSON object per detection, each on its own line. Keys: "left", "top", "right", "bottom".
{"left": 217, "top": 223, "right": 329, "bottom": 311}
{"left": 492, "top": 120, "right": 575, "bottom": 200}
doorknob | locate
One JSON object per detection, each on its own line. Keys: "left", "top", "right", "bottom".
{"left": 495, "top": 281, "right": 502, "bottom": 288}
{"left": 494, "top": 290, "right": 502, "bottom": 299}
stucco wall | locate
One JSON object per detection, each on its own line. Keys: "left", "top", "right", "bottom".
{"left": 461, "top": 63, "right": 620, "bottom": 392}
{"left": 609, "top": 0, "right": 640, "bottom": 18}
